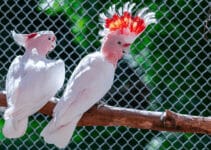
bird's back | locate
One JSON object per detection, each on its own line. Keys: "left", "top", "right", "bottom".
{"left": 54, "top": 52, "right": 115, "bottom": 124}
{"left": 6, "top": 53, "right": 65, "bottom": 119}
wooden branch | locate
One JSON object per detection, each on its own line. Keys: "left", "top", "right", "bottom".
{"left": 0, "top": 91, "right": 211, "bottom": 134}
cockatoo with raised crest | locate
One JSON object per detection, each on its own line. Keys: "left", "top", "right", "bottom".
{"left": 3, "top": 31, "right": 65, "bottom": 138}
{"left": 41, "top": 2, "right": 156, "bottom": 148}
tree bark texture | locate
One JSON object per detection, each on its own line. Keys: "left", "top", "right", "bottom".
{"left": 0, "top": 91, "right": 210, "bottom": 135}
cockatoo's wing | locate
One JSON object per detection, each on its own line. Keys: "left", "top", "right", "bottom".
{"left": 53, "top": 52, "right": 115, "bottom": 125}
{"left": 41, "top": 52, "right": 114, "bottom": 147}
{"left": 5, "top": 54, "right": 65, "bottom": 120}
{"left": 5, "top": 56, "right": 23, "bottom": 107}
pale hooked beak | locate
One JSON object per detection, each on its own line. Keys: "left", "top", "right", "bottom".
{"left": 51, "top": 42, "right": 56, "bottom": 50}
{"left": 123, "top": 43, "right": 131, "bottom": 47}
{"left": 52, "top": 36, "right": 56, "bottom": 42}
{"left": 123, "top": 43, "right": 131, "bottom": 54}
{"left": 51, "top": 36, "right": 56, "bottom": 50}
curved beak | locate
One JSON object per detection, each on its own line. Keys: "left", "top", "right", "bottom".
{"left": 51, "top": 36, "right": 56, "bottom": 50}
{"left": 123, "top": 43, "right": 131, "bottom": 47}
{"left": 52, "top": 36, "right": 56, "bottom": 42}
{"left": 123, "top": 43, "right": 131, "bottom": 54}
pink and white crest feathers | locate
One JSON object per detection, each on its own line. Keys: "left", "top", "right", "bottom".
{"left": 99, "top": 2, "right": 157, "bottom": 43}
{"left": 11, "top": 30, "right": 54, "bottom": 47}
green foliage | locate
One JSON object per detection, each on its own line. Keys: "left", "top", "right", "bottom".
{"left": 38, "top": 0, "right": 210, "bottom": 149}
{"left": 0, "top": 119, "right": 5, "bottom": 140}
{"left": 39, "top": 0, "right": 101, "bottom": 50}
{"left": 0, "top": 0, "right": 209, "bottom": 149}
{"left": 146, "top": 132, "right": 211, "bottom": 150}
{"left": 130, "top": 1, "right": 209, "bottom": 116}
{"left": 0, "top": 116, "right": 51, "bottom": 149}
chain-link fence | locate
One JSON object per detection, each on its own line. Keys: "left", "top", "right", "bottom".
{"left": 0, "top": 0, "right": 210, "bottom": 149}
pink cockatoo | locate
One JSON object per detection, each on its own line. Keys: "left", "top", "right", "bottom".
{"left": 41, "top": 2, "right": 156, "bottom": 148}
{"left": 3, "top": 31, "right": 65, "bottom": 138}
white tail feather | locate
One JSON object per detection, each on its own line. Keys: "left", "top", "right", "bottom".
{"left": 3, "top": 118, "right": 28, "bottom": 138}
{"left": 41, "top": 116, "right": 81, "bottom": 148}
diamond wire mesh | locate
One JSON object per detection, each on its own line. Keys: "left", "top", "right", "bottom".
{"left": 0, "top": 0, "right": 210, "bottom": 149}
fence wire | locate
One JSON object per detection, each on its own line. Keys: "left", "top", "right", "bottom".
{"left": 0, "top": 0, "right": 210, "bottom": 149}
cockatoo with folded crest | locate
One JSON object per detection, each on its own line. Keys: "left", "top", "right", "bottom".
{"left": 3, "top": 31, "right": 65, "bottom": 138}
{"left": 41, "top": 2, "right": 156, "bottom": 148}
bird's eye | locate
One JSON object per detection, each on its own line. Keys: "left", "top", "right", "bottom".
{"left": 48, "top": 37, "right": 51, "bottom": 40}
{"left": 117, "top": 41, "right": 121, "bottom": 45}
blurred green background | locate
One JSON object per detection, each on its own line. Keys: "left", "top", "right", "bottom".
{"left": 0, "top": 0, "right": 210, "bottom": 149}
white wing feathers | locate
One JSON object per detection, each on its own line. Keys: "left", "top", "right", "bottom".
{"left": 41, "top": 52, "right": 115, "bottom": 148}
{"left": 54, "top": 52, "right": 114, "bottom": 124}
{"left": 3, "top": 53, "right": 65, "bottom": 138}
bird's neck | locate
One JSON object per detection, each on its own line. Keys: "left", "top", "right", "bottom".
{"left": 24, "top": 48, "right": 45, "bottom": 58}
{"left": 101, "top": 44, "right": 122, "bottom": 67}
{"left": 101, "top": 49, "right": 120, "bottom": 67}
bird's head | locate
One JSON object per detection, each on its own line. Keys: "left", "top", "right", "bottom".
{"left": 100, "top": 2, "right": 156, "bottom": 65}
{"left": 12, "top": 30, "right": 56, "bottom": 56}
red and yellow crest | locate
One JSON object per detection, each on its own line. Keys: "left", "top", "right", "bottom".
{"left": 100, "top": 2, "right": 156, "bottom": 42}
